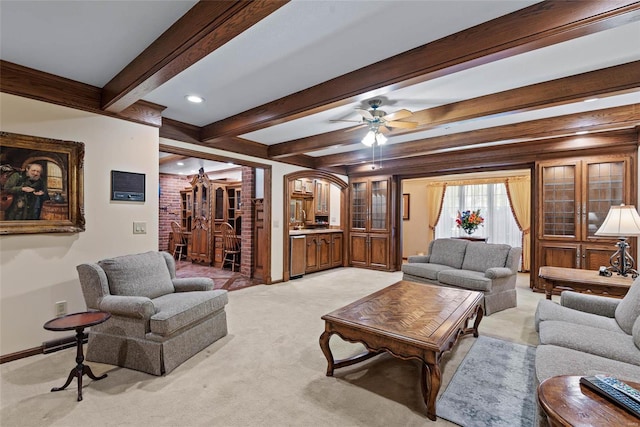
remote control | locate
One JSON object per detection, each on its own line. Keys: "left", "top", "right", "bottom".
{"left": 580, "top": 375, "right": 640, "bottom": 419}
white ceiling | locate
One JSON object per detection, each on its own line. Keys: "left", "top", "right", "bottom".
{"left": 1, "top": 0, "right": 639, "bottom": 174}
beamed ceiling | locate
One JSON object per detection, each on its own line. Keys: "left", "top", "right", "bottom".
{"left": 1, "top": 0, "right": 639, "bottom": 177}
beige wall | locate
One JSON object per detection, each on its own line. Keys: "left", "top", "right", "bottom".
{"left": 0, "top": 93, "right": 160, "bottom": 354}
{"left": 401, "top": 180, "right": 430, "bottom": 257}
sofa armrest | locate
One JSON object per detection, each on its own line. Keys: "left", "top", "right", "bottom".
{"left": 560, "top": 291, "right": 619, "bottom": 318}
{"left": 485, "top": 267, "right": 514, "bottom": 279}
{"left": 407, "top": 255, "right": 430, "bottom": 263}
{"left": 173, "top": 277, "right": 214, "bottom": 292}
{"left": 99, "top": 295, "right": 155, "bottom": 319}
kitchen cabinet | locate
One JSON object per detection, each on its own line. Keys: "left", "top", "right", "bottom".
{"left": 349, "top": 176, "right": 392, "bottom": 270}
{"left": 315, "top": 179, "right": 330, "bottom": 216}
{"left": 331, "top": 232, "right": 343, "bottom": 267}
{"left": 290, "top": 235, "right": 306, "bottom": 278}
{"left": 533, "top": 154, "right": 636, "bottom": 290}
{"left": 289, "top": 231, "right": 343, "bottom": 276}
{"left": 306, "top": 233, "right": 332, "bottom": 273}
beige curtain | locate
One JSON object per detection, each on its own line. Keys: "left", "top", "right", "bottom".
{"left": 427, "top": 183, "right": 447, "bottom": 242}
{"left": 505, "top": 176, "right": 531, "bottom": 271}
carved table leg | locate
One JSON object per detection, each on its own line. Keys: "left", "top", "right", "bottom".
{"left": 319, "top": 330, "right": 335, "bottom": 376}
{"left": 472, "top": 305, "right": 484, "bottom": 338}
{"left": 421, "top": 361, "right": 441, "bottom": 421}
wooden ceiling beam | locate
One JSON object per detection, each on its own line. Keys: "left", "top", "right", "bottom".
{"left": 268, "top": 62, "right": 640, "bottom": 158}
{"left": 317, "top": 104, "right": 640, "bottom": 168}
{"left": 201, "top": 0, "right": 640, "bottom": 142}
{"left": 346, "top": 131, "right": 638, "bottom": 175}
{"left": 102, "top": 0, "right": 289, "bottom": 112}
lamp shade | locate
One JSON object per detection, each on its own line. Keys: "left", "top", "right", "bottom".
{"left": 595, "top": 204, "right": 640, "bottom": 237}
{"left": 361, "top": 130, "right": 375, "bottom": 147}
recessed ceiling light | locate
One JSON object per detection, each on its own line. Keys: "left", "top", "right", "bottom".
{"left": 575, "top": 130, "right": 589, "bottom": 135}
{"left": 227, "top": 162, "right": 234, "bottom": 166}
{"left": 185, "top": 95, "right": 205, "bottom": 103}
{"left": 583, "top": 98, "right": 599, "bottom": 103}
{"left": 177, "top": 162, "right": 184, "bottom": 166}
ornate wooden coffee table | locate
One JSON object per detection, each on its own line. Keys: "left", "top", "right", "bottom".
{"left": 319, "top": 280, "right": 483, "bottom": 420}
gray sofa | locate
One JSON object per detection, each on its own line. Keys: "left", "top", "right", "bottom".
{"left": 402, "top": 238, "right": 521, "bottom": 315}
{"left": 533, "top": 279, "right": 640, "bottom": 425}
{"left": 77, "top": 251, "right": 228, "bottom": 376}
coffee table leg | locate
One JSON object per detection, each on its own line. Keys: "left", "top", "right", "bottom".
{"left": 473, "top": 305, "right": 484, "bottom": 338}
{"left": 319, "top": 330, "right": 335, "bottom": 376}
{"left": 421, "top": 362, "right": 441, "bottom": 421}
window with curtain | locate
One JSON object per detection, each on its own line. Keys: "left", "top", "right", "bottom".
{"left": 435, "top": 183, "right": 521, "bottom": 249}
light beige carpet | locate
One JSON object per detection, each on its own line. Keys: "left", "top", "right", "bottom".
{"left": 1, "top": 269, "right": 544, "bottom": 426}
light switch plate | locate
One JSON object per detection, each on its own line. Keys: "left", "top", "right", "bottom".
{"left": 133, "top": 221, "right": 147, "bottom": 234}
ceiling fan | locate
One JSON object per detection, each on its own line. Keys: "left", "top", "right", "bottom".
{"left": 332, "top": 99, "right": 419, "bottom": 133}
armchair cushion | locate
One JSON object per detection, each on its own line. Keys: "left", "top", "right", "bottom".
{"left": 99, "top": 251, "right": 174, "bottom": 299}
{"left": 461, "top": 242, "right": 510, "bottom": 273}
{"left": 172, "top": 277, "right": 214, "bottom": 292}
{"left": 150, "top": 290, "right": 228, "bottom": 337}
{"left": 615, "top": 278, "right": 640, "bottom": 334}
{"left": 534, "top": 298, "right": 622, "bottom": 332}
{"left": 560, "top": 291, "right": 619, "bottom": 317}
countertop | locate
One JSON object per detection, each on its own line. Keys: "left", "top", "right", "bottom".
{"left": 289, "top": 229, "right": 343, "bottom": 236}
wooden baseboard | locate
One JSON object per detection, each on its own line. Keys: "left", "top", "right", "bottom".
{"left": 0, "top": 333, "right": 85, "bottom": 364}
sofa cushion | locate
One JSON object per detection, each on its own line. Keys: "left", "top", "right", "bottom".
{"left": 461, "top": 242, "right": 510, "bottom": 273}
{"left": 150, "top": 290, "right": 228, "bottom": 337}
{"left": 429, "top": 239, "right": 468, "bottom": 269}
{"left": 615, "top": 278, "right": 640, "bottom": 335}
{"left": 534, "top": 298, "right": 623, "bottom": 333}
{"left": 535, "top": 344, "right": 640, "bottom": 383}
{"left": 100, "top": 251, "right": 174, "bottom": 299}
{"left": 437, "top": 269, "right": 492, "bottom": 292}
{"left": 539, "top": 320, "right": 640, "bottom": 366}
{"left": 401, "top": 263, "right": 453, "bottom": 281}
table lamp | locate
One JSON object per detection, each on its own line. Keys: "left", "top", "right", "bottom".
{"left": 595, "top": 204, "right": 640, "bottom": 278}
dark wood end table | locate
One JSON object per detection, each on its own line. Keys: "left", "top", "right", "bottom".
{"left": 538, "top": 266, "right": 632, "bottom": 300}
{"left": 319, "top": 281, "right": 483, "bottom": 421}
{"left": 43, "top": 311, "right": 111, "bottom": 401}
{"left": 538, "top": 375, "right": 640, "bottom": 426}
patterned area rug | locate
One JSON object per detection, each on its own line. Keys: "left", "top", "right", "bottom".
{"left": 174, "top": 260, "right": 262, "bottom": 291}
{"left": 437, "top": 335, "right": 536, "bottom": 427}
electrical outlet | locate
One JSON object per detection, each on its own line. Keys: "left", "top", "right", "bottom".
{"left": 55, "top": 301, "right": 67, "bottom": 317}
{"left": 133, "top": 221, "right": 147, "bottom": 234}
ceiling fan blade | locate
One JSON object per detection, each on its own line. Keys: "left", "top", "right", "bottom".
{"left": 384, "top": 109, "right": 413, "bottom": 121}
{"left": 355, "top": 108, "right": 374, "bottom": 120}
{"left": 344, "top": 124, "right": 367, "bottom": 133}
{"left": 386, "top": 120, "right": 418, "bottom": 129}
{"left": 330, "top": 119, "right": 362, "bottom": 123}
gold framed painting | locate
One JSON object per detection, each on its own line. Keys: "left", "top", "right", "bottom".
{"left": 0, "top": 131, "right": 85, "bottom": 234}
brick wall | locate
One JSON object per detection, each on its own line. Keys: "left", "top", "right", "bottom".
{"left": 159, "top": 173, "right": 190, "bottom": 251}
{"left": 240, "top": 166, "right": 255, "bottom": 276}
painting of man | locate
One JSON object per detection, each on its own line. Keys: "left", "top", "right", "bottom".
{"left": 3, "top": 163, "right": 49, "bottom": 220}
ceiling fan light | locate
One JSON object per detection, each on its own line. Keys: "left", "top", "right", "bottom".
{"left": 362, "top": 130, "right": 376, "bottom": 146}
{"left": 376, "top": 132, "right": 387, "bottom": 145}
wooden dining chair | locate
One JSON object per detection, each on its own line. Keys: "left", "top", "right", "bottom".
{"left": 220, "top": 222, "right": 241, "bottom": 272}
{"left": 170, "top": 221, "right": 188, "bottom": 261}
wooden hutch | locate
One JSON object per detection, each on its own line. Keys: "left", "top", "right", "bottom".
{"left": 182, "top": 169, "right": 242, "bottom": 266}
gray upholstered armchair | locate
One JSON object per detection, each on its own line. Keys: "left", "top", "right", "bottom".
{"left": 77, "top": 251, "right": 228, "bottom": 375}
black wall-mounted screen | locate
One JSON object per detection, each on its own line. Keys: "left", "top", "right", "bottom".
{"left": 111, "top": 170, "right": 145, "bottom": 202}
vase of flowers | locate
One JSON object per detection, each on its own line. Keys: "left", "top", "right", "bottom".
{"left": 456, "top": 209, "right": 484, "bottom": 235}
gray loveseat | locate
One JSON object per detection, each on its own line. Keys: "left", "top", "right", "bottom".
{"left": 402, "top": 238, "right": 521, "bottom": 315}
{"left": 77, "top": 251, "right": 228, "bottom": 375}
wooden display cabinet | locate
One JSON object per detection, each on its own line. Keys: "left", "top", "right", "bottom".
{"left": 349, "top": 176, "right": 392, "bottom": 270}
{"left": 534, "top": 154, "right": 636, "bottom": 290}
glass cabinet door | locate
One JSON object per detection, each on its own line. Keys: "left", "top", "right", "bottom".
{"left": 351, "top": 181, "right": 367, "bottom": 230}
{"left": 370, "top": 178, "right": 388, "bottom": 231}
{"left": 584, "top": 160, "right": 626, "bottom": 238}
{"left": 540, "top": 162, "right": 579, "bottom": 239}
{"left": 214, "top": 186, "right": 224, "bottom": 220}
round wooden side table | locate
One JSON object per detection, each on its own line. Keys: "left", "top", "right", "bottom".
{"left": 43, "top": 311, "right": 111, "bottom": 401}
{"left": 538, "top": 375, "right": 640, "bottom": 426}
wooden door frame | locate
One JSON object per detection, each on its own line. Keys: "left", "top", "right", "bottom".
{"left": 159, "top": 143, "right": 273, "bottom": 284}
